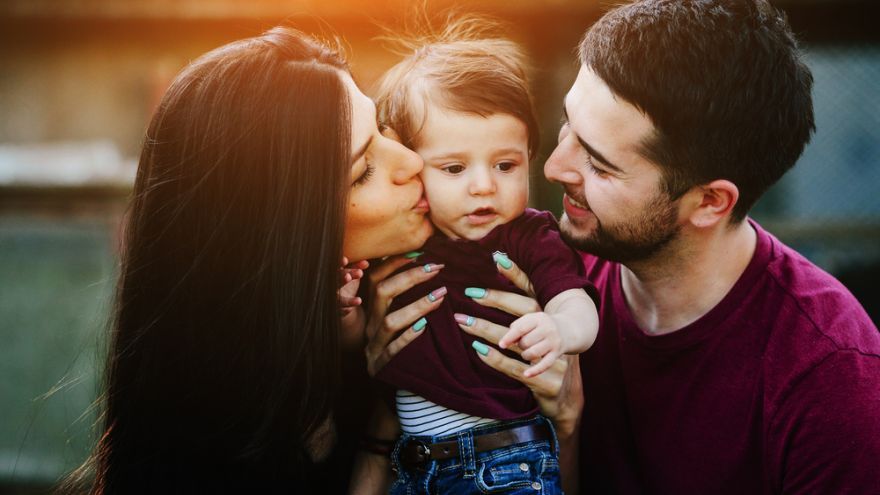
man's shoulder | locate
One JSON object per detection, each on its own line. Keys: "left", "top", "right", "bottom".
{"left": 755, "top": 221, "right": 877, "bottom": 352}
{"left": 748, "top": 222, "right": 879, "bottom": 416}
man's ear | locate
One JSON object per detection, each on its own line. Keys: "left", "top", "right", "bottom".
{"left": 684, "top": 180, "right": 739, "bottom": 228}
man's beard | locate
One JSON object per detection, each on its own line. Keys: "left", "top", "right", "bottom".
{"left": 560, "top": 192, "right": 680, "bottom": 264}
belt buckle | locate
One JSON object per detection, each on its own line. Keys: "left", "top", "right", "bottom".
{"left": 403, "top": 438, "right": 432, "bottom": 468}
{"left": 411, "top": 439, "right": 431, "bottom": 461}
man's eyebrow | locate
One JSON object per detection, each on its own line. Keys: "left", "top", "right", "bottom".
{"left": 351, "top": 135, "right": 372, "bottom": 163}
{"left": 562, "top": 104, "right": 623, "bottom": 174}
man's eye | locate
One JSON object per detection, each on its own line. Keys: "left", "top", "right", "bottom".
{"left": 586, "top": 157, "right": 610, "bottom": 178}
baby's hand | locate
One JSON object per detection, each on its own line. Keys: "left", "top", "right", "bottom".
{"left": 339, "top": 256, "right": 369, "bottom": 316}
{"left": 498, "top": 312, "right": 563, "bottom": 378}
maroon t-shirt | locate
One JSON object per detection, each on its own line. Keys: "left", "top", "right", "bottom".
{"left": 377, "top": 208, "right": 596, "bottom": 419}
{"left": 579, "top": 219, "right": 880, "bottom": 494}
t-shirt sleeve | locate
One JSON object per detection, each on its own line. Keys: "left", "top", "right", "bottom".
{"left": 766, "top": 349, "right": 880, "bottom": 494}
{"left": 507, "top": 210, "right": 598, "bottom": 308}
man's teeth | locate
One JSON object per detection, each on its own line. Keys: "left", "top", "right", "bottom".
{"left": 568, "top": 195, "right": 588, "bottom": 209}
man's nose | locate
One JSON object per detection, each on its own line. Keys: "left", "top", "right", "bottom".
{"left": 544, "top": 138, "right": 583, "bottom": 185}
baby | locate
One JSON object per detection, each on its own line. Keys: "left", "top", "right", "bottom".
{"left": 373, "top": 17, "right": 599, "bottom": 494}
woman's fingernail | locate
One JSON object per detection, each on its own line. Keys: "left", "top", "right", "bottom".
{"left": 465, "top": 287, "right": 487, "bottom": 299}
{"left": 426, "top": 286, "right": 447, "bottom": 302}
{"left": 472, "top": 341, "right": 490, "bottom": 356}
{"left": 412, "top": 317, "right": 428, "bottom": 332}
{"left": 493, "top": 252, "right": 513, "bottom": 269}
{"left": 404, "top": 251, "right": 423, "bottom": 259}
{"left": 454, "top": 313, "right": 475, "bottom": 326}
{"left": 423, "top": 263, "right": 437, "bottom": 273}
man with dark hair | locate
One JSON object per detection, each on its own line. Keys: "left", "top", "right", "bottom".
{"left": 470, "top": 0, "right": 880, "bottom": 492}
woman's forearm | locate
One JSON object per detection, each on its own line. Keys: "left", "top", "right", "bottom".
{"left": 556, "top": 411, "right": 582, "bottom": 494}
{"left": 348, "top": 399, "right": 400, "bottom": 495}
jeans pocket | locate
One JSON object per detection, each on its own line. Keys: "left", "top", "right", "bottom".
{"left": 474, "top": 445, "right": 560, "bottom": 493}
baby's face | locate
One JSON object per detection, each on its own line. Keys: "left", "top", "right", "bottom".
{"left": 415, "top": 107, "right": 529, "bottom": 241}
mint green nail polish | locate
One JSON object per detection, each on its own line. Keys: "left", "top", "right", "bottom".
{"left": 412, "top": 317, "right": 427, "bottom": 332}
{"left": 404, "top": 251, "right": 423, "bottom": 259}
{"left": 472, "top": 341, "right": 490, "bottom": 356}
{"left": 465, "top": 287, "right": 487, "bottom": 299}
{"left": 493, "top": 252, "right": 513, "bottom": 269}
{"left": 466, "top": 316, "right": 475, "bottom": 326}
{"left": 423, "top": 264, "right": 432, "bottom": 273}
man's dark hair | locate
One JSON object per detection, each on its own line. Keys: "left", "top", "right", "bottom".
{"left": 580, "top": 0, "right": 815, "bottom": 222}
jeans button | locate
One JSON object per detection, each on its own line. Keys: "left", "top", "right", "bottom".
{"left": 531, "top": 481, "right": 542, "bottom": 490}
{"left": 519, "top": 462, "right": 530, "bottom": 472}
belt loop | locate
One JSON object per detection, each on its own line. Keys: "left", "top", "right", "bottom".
{"left": 459, "top": 428, "right": 476, "bottom": 477}
{"left": 542, "top": 415, "right": 560, "bottom": 455}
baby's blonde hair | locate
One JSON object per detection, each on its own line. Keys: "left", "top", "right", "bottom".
{"left": 374, "top": 14, "right": 539, "bottom": 158}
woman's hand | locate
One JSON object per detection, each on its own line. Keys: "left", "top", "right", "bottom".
{"left": 363, "top": 254, "right": 446, "bottom": 377}
{"left": 458, "top": 258, "right": 584, "bottom": 493}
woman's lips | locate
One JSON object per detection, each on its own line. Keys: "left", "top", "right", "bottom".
{"left": 563, "top": 194, "right": 591, "bottom": 218}
{"left": 413, "top": 196, "right": 430, "bottom": 213}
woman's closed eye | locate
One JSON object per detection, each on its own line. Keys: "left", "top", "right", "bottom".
{"left": 353, "top": 160, "right": 374, "bottom": 186}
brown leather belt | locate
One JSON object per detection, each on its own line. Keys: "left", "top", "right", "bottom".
{"left": 399, "top": 422, "right": 553, "bottom": 469}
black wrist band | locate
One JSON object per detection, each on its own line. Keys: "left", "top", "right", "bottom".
{"left": 358, "top": 435, "right": 396, "bottom": 456}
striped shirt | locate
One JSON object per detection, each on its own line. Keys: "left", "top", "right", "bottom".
{"left": 396, "top": 390, "right": 497, "bottom": 437}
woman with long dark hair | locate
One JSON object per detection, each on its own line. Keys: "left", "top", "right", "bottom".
{"left": 66, "top": 27, "right": 440, "bottom": 493}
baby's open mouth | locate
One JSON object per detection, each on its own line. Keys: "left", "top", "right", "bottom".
{"left": 466, "top": 207, "right": 498, "bottom": 225}
{"left": 470, "top": 207, "right": 496, "bottom": 216}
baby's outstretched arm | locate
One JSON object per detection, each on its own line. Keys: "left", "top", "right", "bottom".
{"left": 498, "top": 288, "right": 598, "bottom": 377}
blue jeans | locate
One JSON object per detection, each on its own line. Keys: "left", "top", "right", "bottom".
{"left": 389, "top": 415, "right": 562, "bottom": 494}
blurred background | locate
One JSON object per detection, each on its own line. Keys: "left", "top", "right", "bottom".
{"left": 0, "top": 0, "right": 877, "bottom": 492}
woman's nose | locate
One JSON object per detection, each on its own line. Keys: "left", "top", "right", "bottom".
{"left": 389, "top": 140, "right": 423, "bottom": 184}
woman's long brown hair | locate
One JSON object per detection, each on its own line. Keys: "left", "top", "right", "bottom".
{"left": 67, "top": 27, "right": 352, "bottom": 492}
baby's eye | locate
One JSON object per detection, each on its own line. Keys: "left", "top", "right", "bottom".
{"left": 443, "top": 164, "right": 465, "bottom": 175}
{"left": 496, "top": 161, "right": 517, "bottom": 172}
